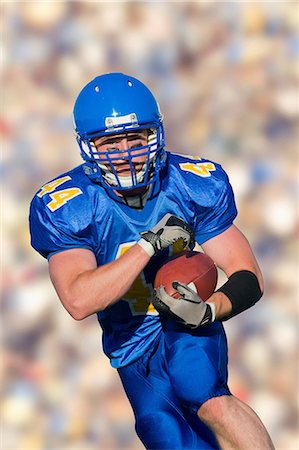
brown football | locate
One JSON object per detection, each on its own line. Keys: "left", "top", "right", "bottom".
{"left": 154, "top": 251, "right": 218, "bottom": 301}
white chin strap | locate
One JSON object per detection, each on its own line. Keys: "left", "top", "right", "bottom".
{"left": 98, "top": 162, "right": 148, "bottom": 188}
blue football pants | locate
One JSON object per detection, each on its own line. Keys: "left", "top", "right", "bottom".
{"left": 118, "top": 320, "right": 231, "bottom": 449}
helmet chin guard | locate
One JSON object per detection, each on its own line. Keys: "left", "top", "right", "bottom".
{"left": 73, "top": 73, "right": 166, "bottom": 191}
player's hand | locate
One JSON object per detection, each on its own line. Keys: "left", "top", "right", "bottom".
{"left": 138, "top": 214, "right": 194, "bottom": 257}
{"left": 153, "top": 281, "right": 215, "bottom": 328}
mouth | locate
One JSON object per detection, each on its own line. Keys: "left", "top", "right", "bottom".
{"left": 113, "top": 161, "right": 145, "bottom": 175}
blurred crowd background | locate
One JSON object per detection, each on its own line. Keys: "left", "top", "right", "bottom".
{"left": 1, "top": 2, "right": 298, "bottom": 449}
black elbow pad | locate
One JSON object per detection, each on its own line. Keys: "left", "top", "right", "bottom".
{"left": 217, "top": 270, "right": 263, "bottom": 321}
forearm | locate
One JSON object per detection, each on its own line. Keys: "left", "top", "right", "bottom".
{"left": 53, "top": 244, "right": 150, "bottom": 320}
{"left": 208, "top": 270, "right": 263, "bottom": 321}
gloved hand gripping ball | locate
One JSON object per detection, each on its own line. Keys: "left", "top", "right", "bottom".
{"left": 153, "top": 251, "right": 218, "bottom": 328}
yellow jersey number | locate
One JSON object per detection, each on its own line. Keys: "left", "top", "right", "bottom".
{"left": 37, "top": 176, "right": 83, "bottom": 212}
{"left": 180, "top": 162, "right": 216, "bottom": 177}
{"left": 116, "top": 239, "right": 186, "bottom": 316}
{"left": 116, "top": 243, "right": 157, "bottom": 316}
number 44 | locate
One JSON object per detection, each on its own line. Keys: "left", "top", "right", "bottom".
{"left": 180, "top": 162, "right": 216, "bottom": 177}
{"left": 37, "top": 176, "right": 83, "bottom": 212}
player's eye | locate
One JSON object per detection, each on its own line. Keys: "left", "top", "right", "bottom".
{"left": 130, "top": 140, "right": 144, "bottom": 149}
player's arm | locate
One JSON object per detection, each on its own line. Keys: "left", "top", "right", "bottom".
{"left": 201, "top": 224, "right": 263, "bottom": 320}
{"left": 49, "top": 213, "right": 194, "bottom": 320}
{"left": 49, "top": 245, "right": 150, "bottom": 320}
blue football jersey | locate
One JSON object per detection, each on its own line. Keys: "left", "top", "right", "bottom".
{"left": 29, "top": 153, "right": 237, "bottom": 368}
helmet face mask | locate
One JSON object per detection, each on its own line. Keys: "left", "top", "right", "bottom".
{"left": 73, "top": 73, "right": 166, "bottom": 191}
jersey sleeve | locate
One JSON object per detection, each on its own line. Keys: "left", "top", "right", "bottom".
{"left": 29, "top": 193, "right": 95, "bottom": 260}
{"left": 194, "top": 166, "right": 238, "bottom": 244}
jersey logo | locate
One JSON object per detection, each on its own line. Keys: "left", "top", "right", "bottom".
{"left": 180, "top": 162, "right": 216, "bottom": 177}
{"left": 116, "top": 243, "right": 157, "bottom": 316}
{"left": 37, "top": 176, "right": 83, "bottom": 212}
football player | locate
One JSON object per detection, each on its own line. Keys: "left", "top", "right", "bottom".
{"left": 29, "top": 73, "right": 274, "bottom": 449}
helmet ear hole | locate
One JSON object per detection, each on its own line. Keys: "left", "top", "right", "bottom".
{"left": 128, "top": 80, "right": 133, "bottom": 87}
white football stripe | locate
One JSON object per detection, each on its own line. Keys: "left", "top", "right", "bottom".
{"left": 187, "top": 281, "right": 197, "bottom": 293}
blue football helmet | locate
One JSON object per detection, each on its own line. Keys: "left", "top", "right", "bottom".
{"left": 73, "top": 73, "right": 166, "bottom": 191}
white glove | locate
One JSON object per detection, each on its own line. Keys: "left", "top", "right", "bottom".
{"left": 153, "top": 281, "right": 215, "bottom": 328}
{"left": 138, "top": 213, "right": 194, "bottom": 257}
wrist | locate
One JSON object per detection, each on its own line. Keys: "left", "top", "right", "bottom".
{"left": 206, "top": 291, "right": 232, "bottom": 320}
{"left": 137, "top": 238, "right": 155, "bottom": 257}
